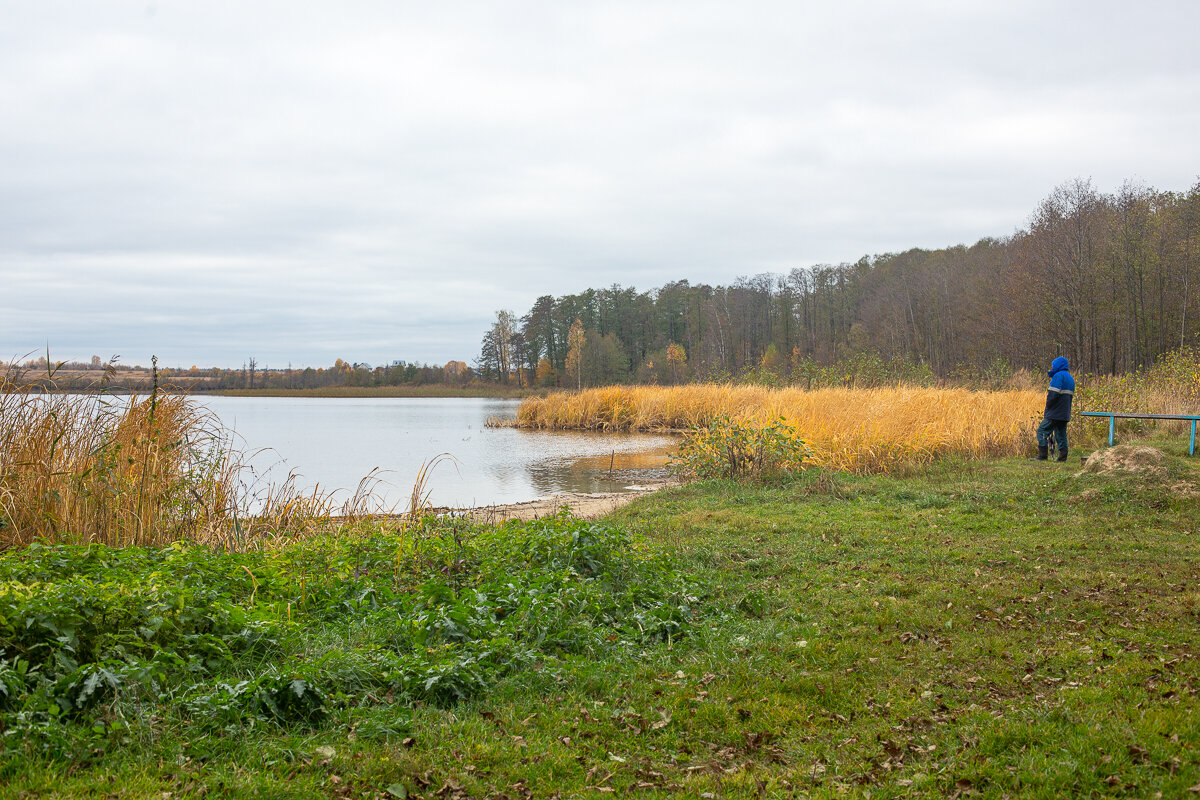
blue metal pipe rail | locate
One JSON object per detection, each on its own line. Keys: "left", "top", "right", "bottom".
{"left": 1081, "top": 411, "right": 1200, "bottom": 455}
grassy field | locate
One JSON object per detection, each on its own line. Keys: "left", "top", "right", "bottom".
{"left": 1, "top": 435, "right": 1197, "bottom": 798}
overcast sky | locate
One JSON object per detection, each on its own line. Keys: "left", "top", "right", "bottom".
{"left": 3, "top": 1, "right": 1198, "bottom": 369}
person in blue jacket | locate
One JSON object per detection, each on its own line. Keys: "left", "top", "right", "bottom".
{"left": 1036, "top": 356, "right": 1075, "bottom": 462}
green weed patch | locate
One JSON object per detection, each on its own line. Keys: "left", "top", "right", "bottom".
{"left": 0, "top": 515, "right": 698, "bottom": 767}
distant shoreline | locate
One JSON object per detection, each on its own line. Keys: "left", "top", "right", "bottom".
{"left": 200, "top": 385, "right": 535, "bottom": 399}
{"left": 11, "top": 383, "right": 538, "bottom": 399}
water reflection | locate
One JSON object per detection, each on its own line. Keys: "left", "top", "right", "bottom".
{"left": 523, "top": 445, "right": 675, "bottom": 496}
{"left": 197, "top": 396, "right": 677, "bottom": 510}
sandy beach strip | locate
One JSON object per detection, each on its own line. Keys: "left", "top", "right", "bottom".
{"left": 432, "top": 476, "right": 681, "bottom": 524}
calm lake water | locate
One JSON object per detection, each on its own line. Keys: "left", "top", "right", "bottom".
{"left": 197, "top": 396, "right": 676, "bottom": 512}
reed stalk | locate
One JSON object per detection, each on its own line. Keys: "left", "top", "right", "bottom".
{"left": 408, "top": 453, "right": 457, "bottom": 522}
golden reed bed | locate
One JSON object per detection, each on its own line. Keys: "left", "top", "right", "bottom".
{"left": 0, "top": 389, "right": 389, "bottom": 549}
{"left": 513, "top": 384, "right": 1044, "bottom": 473}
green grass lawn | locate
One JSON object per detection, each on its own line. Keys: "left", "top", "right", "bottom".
{"left": 2, "top": 442, "right": 1198, "bottom": 798}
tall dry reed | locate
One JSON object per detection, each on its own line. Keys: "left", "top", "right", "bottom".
{"left": 0, "top": 378, "right": 397, "bottom": 550}
{"left": 0, "top": 385, "right": 230, "bottom": 547}
{"left": 512, "top": 384, "right": 1044, "bottom": 473}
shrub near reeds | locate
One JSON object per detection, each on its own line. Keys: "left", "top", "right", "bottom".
{"left": 673, "top": 416, "right": 810, "bottom": 479}
{"left": 513, "top": 384, "right": 1044, "bottom": 473}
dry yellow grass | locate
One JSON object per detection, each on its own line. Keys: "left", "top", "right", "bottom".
{"left": 513, "top": 384, "right": 1044, "bottom": 473}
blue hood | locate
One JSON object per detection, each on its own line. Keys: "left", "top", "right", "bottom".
{"left": 1048, "top": 356, "right": 1069, "bottom": 377}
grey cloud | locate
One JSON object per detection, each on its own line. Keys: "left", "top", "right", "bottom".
{"left": 2, "top": 0, "right": 1199, "bottom": 366}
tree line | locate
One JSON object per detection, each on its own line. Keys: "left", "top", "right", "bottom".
{"left": 181, "top": 358, "right": 475, "bottom": 391}
{"left": 8, "top": 356, "right": 475, "bottom": 393}
{"left": 478, "top": 178, "right": 1200, "bottom": 387}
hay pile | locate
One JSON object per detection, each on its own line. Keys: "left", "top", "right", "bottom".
{"left": 1076, "top": 445, "right": 1167, "bottom": 478}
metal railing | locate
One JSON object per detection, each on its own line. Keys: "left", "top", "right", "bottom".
{"left": 1081, "top": 411, "right": 1200, "bottom": 455}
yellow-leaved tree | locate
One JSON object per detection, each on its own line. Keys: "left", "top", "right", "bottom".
{"left": 666, "top": 342, "right": 687, "bottom": 385}
{"left": 565, "top": 318, "right": 585, "bottom": 390}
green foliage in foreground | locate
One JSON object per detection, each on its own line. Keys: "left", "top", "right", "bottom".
{"left": 3, "top": 440, "right": 1200, "bottom": 798}
{"left": 0, "top": 516, "right": 697, "bottom": 770}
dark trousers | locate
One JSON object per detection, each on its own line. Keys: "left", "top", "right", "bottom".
{"left": 1037, "top": 418, "right": 1068, "bottom": 450}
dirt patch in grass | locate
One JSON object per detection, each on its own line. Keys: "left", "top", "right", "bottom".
{"left": 1170, "top": 480, "right": 1200, "bottom": 498}
{"left": 1068, "top": 487, "right": 1103, "bottom": 503}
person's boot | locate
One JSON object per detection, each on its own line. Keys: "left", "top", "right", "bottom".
{"left": 1056, "top": 446, "right": 1068, "bottom": 463}
{"left": 1033, "top": 446, "right": 1048, "bottom": 461}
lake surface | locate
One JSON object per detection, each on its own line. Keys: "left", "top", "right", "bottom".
{"left": 197, "top": 396, "right": 676, "bottom": 512}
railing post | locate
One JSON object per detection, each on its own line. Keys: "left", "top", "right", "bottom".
{"left": 1108, "top": 415, "right": 1115, "bottom": 447}
{"left": 1191, "top": 419, "right": 1196, "bottom": 456}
